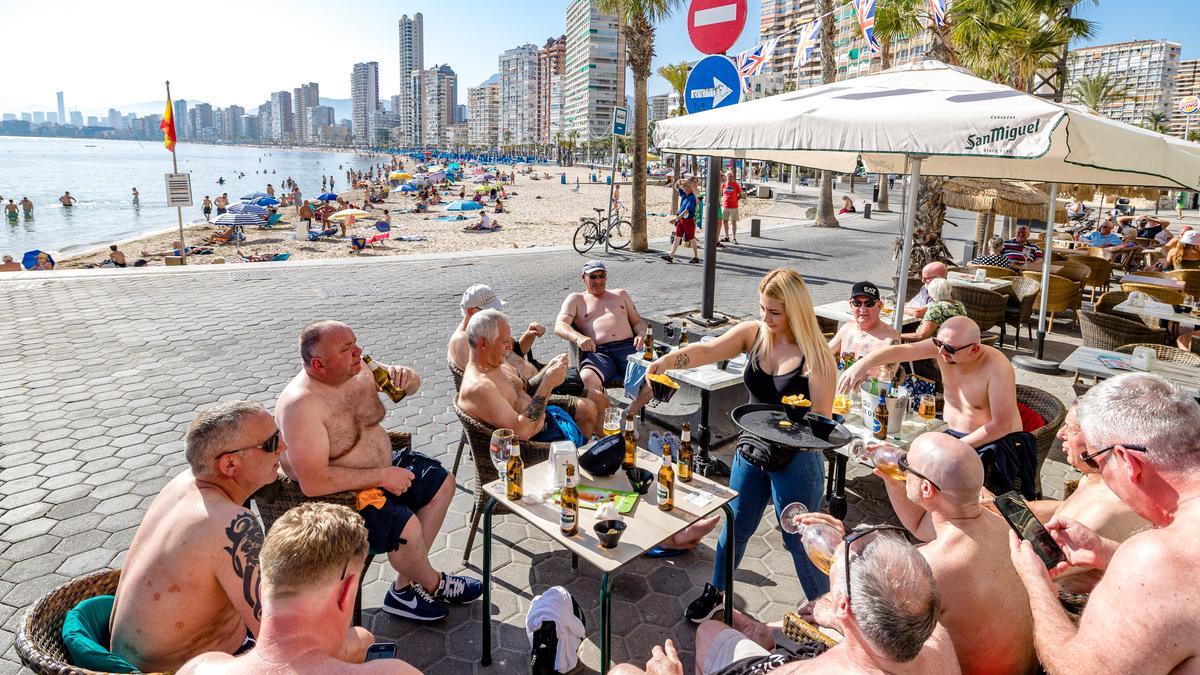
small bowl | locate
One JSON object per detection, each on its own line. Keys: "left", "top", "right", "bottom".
{"left": 648, "top": 375, "right": 680, "bottom": 403}
{"left": 782, "top": 399, "right": 812, "bottom": 423}
{"left": 594, "top": 519, "right": 627, "bottom": 548}
{"left": 626, "top": 467, "right": 654, "bottom": 495}
{"left": 654, "top": 345, "right": 672, "bottom": 360}
{"left": 804, "top": 412, "right": 838, "bottom": 441}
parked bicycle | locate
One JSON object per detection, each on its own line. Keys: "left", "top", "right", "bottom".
{"left": 573, "top": 207, "right": 631, "bottom": 253}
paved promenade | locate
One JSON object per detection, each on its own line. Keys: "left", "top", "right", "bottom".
{"left": 0, "top": 192, "right": 1084, "bottom": 673}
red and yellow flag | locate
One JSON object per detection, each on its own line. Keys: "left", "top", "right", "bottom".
{"left": 160, "top": 98, "right": 177, "bottom": 153}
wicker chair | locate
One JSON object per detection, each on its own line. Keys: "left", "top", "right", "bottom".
{"left": 15, "top": 569, "right": 161, "bottom": 675}
{"left": 1120, "top": 282, "right": 1186, "bottom": 306}
{"left": 1015, "top": 385, "right": 1067, "bottom": 497}
{"left": 1056, "top": 262, "right": 1091, "bottom": 290}
{"left": 1069, "top": 255, "right": 1113, "bottom": 303}
{"left": 453, "top": 403, "right": 552, "bottom": 564}
{"left": 448, "top": 362, "right": 468, "bottom": 475}
{"left": 1114, "top": 343, "right": 1200, "bottom": 366}
{"left": 1123, "top": 270, "right": 1175, "bottom": 279}
{"left": 1004, "top": 277, "right": 1041, "bottom": 351}
{"left": 1021, "top": 272, "right": 1082, "bottom": 331}
{"left": 1078, "top": 311, "right": 1167, "bottom": 351}
{"left": 1168, "top": 269, "right": 1200, "bottom": 301}
{"left": 951, "top": 285, "right": 1007, "bottom": 344}
{"left": 966, "top": 263, "right": 1016, "bottom": 279}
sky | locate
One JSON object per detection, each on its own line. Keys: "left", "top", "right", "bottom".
{"left": 1, "top": 0, "right": 1196, "bottom": 117}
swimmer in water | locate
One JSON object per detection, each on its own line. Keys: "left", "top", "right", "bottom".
{"left": 59, "top": 191, "right": 77, "bottom": 207}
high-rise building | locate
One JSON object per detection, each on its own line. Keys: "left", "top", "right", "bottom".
{"left": 292, "top": 82, "right": 319, "bottom": 144}
{"left": 1171, "top": 59, "right": 1200, "bottom": 138}
{"left": 308, "top": 105, "right": 335, "bottom": 142}
{"left": 499, "top": 44, "right": 540, "bottom": 146}
{"left": 257, "top": 102, "right": 272, "bottom": 142}
{"left": 563, "top": 0, "right": 626, "bottom": 142}
{"left": 758, "top": 0, "right": 823, "bottom": 90}
{"left": 1067, "top": 40, "right": 1182, "bottom": 128}
{"left": 242, "top": 115, "right": 260, "bottom": 140}
{"left": 420, "top": 64, "right": 458, "bottom": 147}
{"left": 351, "top": 62, "right": 380, "bottom": 145}
{"left": 468, "top": 77, "right": 501, "bottom": 147}
{"left": 227, "top": 105, "right": 245, "bottom": 139}
{"left": 194, "top": 103, "right": 214, "bottom": 138}
{"left": 455, "top": 104, "right": 468, "bottom": 124}
{"left": 537, "top": 35, "right": 567, "bottom": 145}
{"left": 20, "top": 113, "right": 32, "bottom": 122}
{"left": 649, "top": 94, "right": 671, "bottom": 122}
{"left": 398, "top": 13, "right": 424, "bottom": 145}
{"left": 2, "top": 114, "right": 15, "bottom": 121}
{"left": 270, "top": 91, "right": 294, "bottom": 142}
{"left": 828, "top": 4, "right": 935, "bottom": 83}
{"left": 174, "top": 99, "right": 188, "bottom": 139}
{"left": 56, "top": 92, "right": 65, "bottom": 127}
{"left": 70, "top": 111, "right": 83, "bottom": 127}
{"left": 45, "top": 112, "right": 57, "bottom": 124}
{"left": 107, "top": 108, "right": 122, "bottom": 129}
{"left": 86, "top": 115, "right": 98, "bottom": 126}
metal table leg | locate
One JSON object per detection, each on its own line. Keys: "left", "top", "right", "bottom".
{"left": 600, "top": 572, "right": 612, "bottom": 673}
{"left": 829, "top": 456, "right": 848, "bottom": 520}
{"left": 721, "top": 503, "right": 735, "bottom": 625}
{"left": 480, "top": 497, "right": 498, "bottom": 666}
{"left": 694, "top": 389, "right": 731, "bottom": 478}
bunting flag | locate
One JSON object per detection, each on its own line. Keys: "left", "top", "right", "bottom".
{"left": 929, "top": 0, "right": 947, "bottom": 26}
{"left": 852, "top": 0, "right": 880, "bottom": 53}
{"left": 792, "top": 20, "right": 821, "bottom": 70}
{"left": 160, "top": 97, "right": 177, "bottom": 153}
{"left": 735, "top": 38, "right": 778, "bottom": 92}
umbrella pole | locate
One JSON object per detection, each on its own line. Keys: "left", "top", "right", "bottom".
{"left": 700, "top": 155, "right": 722, "bottom": 322}
{"left": 893, "top": 157, "right": 924, "bottom": 333}
{"left": 1035, "top": 183, "right": 1058, "bottom": 359}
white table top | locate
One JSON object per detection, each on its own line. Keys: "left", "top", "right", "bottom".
{"left": 813, "top": 300, "right": 920, "bottom": 327}
{"left": 627, "top": 351, "right": 745, "bottom": 392}
{"left": 1115, "top": 299, "right": 1200, "bottom": 328}
{"left": 1059, "top": 346, "right": 1200, "bottom": 390}
{"left": 1121, "top": 274, "right": 1185, "bottom": 290}
{"left": 483, "top": 447, "right": 737, "bottom": 572}
{"left": 837, "top": 410, "right": 947, "bottom": 455}
{"left": 947, "top": 271, "right": 1013, "bottom": 292}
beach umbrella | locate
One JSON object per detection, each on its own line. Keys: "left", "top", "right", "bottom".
{"left": 447, "top": 200, "right": 484, "bottom": 211}
{"left": 448, "top": 162, "right": 460, "bottom": 170}
{"left": 329, "top": 208, "right": 372, "bottom": 221}
{"left": 399, "top": 184, "right": 418, "bottom": 192}
{"left": 21, "top": 250, "right": 53, "bottom": 270}
{"left": 317, "top": 192, "right": 340, "bottom": 201}
{"left": 213, "top": 212, "right": 266, "bottom": 227}
{"left": 390, "top": 172, "right": 411, "bottom": 180}
{"left": 254, "top": 197, "right": 280, "bottom": 207}
{"left": 228, "top": 202, "right": 268, "bottom": 215}
{"left": 241, "top": 192, "right": 269, "bottom": 201}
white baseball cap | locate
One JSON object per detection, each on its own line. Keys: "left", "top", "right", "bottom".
{"left": 1182, "top": 231, "right": 1199, "bottom": 246}
{"left": 460, "top": 284, "right": 505, "bottom": 312}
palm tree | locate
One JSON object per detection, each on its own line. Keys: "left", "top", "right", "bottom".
{"left": 597, "top": 0, "right": 684, "bottom": 252}
{"left": 656, "top": 62, "right": 690, "bottom": 116}
{"left": 1070, "top": 73, "right": 1120, "bottom": 111}
{"left": 1144, "top": 111, "right": 1169, "bottom": 134}
{"left": 814, "top": 0, "right": 839, "bottom": 228}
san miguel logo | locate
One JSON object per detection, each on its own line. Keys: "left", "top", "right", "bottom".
{"left": 965, "top": 119, "right": 1042, "bottom": 150}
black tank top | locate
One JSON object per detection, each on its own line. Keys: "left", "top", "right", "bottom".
{"left": 743, "top": 350, "right": 810, "bottom": 404}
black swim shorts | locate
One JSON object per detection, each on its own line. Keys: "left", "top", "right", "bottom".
{"left": 357, "top": 449, "right": 449, "bottom": 555}
{"left": 580, "top": 337, "right": 638, "bottom": 388}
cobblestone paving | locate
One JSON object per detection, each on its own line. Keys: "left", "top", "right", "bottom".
{"left": 0, "top": 194, "right": 1087, "bottom": 674}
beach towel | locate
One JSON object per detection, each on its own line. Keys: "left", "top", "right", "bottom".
{"left": 435, "top": 215, "right": 466, "bottom": 222}
{"left": 394, "top": 235, "right": 429, "bottom": 242}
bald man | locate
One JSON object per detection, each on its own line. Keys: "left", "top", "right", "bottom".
{"left": 839, "top": 316, "right": 1036, "bottom": 498}
{"left": 880, "top": 432, "right": 1037, "bottom": 675}
{"left": 904, "top": 262, "right": 948, "bottom": 319}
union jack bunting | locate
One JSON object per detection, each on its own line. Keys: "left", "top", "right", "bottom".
{"left": 735, "top": 38, "right": 778, "bottom": 92}
{"left": 929, "top": 0, "right": 947, "bottom": 26}
{"left": 852, "top": 0, "right": 880, "bottom": 53}
{"left": 792, "top": 20, "right": 820, "bottom": 70}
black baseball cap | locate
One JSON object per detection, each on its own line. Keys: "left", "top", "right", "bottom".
{"left": 850, "top": 281, "right": 881, "bottom": 301}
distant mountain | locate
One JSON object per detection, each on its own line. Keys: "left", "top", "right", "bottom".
{"left": 478, "top": 74, "right": 500, "bottom": 88}
{"left": 319, "top": 98, "right": 352, "bottom": 123}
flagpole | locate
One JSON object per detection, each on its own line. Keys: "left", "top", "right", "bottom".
{"left": 166, "top": 80, "right": 186, "bottom": 265}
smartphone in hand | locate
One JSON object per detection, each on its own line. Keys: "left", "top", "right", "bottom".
{"left": 993, "top": 491, "right": 1066, "bottom": 568}
{"left": 365, "top": 643, "right": 398, "bottom": 661}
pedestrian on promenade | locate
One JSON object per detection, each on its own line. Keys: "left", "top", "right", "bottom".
{"left": 720, "top": 170, "right": 742, "bottom": 245}
{"left": 661, "top": 177, "right": 700, "bottom": 264}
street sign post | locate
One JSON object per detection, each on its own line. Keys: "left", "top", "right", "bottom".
{"left": 612, "top": 106, "right": 628, "bottom": 136}
{"left": 684, "top": 55, "right": 742, "bottom": 114}
{"left": 606, "top": 107, "right": 629, "bottom": 254}
{"left": 687, "top": 0, "right": 747, "bottom": 55}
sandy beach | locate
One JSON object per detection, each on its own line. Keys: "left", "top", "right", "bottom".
{"left": 58, "top": 165, "right": 764, "bottom": 268}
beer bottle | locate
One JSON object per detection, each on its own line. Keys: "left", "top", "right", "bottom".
{"left": 622, "top": 413, "right": 637, "bottom": 470}
{"left": 560, "top": 464, "right": 579, "bottom": 536}
{"left": 678, "top": 423, "right": 694, "bottom": 483}
{"left": 657, "top": 443, "right": 675, "bottom": 511}
{"left": 873, "top": 392, "right": 889, "bottom": 441}
{"left": 678, "top": 330, "right": 689, "bottom": 349}
{"left": 643, "top": 327, "right": 655, "bottom": 360}
{"left": 506, "top": 441, "right": 524, "bottom": 501}
{"left": 362, "top": 355, "right": 406, "bottom": 403}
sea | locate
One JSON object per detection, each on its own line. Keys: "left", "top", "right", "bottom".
{"left": 0, "top": 137, "right": 387, "bottom": 257}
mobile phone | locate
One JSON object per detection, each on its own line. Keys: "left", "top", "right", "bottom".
{"left": 365, "top": 642, "right": 398, "bottom": 661}
{"left": 993, "top": 491, "right": 1066, "bottom": 568}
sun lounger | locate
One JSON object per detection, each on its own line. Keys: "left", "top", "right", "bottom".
{"left": 307, "top": 226, "right": 338, "bottom": 242}
{"left": 258, "top": 213, "right": 283, "bottom": 229}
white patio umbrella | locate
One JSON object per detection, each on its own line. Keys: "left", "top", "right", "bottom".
{"left": 655, "top": 60, "right": 1200, "bottom": 358}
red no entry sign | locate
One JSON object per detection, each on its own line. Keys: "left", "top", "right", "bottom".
{"left": 687, "top": 0, "right": 747, "bottom": 55}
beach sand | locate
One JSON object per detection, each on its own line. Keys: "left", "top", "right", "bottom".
{"left": 59, "top": 165, "right": 764, "bottom": 268}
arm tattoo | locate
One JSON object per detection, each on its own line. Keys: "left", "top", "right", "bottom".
{"left": 524, "top": 395, "right": 548, "bottom": 422}
{"left": 674, "top": 352, "right": 691, "bottom": 368}
{"left": 224, "top": 512, "right": 264, "bottom": 623}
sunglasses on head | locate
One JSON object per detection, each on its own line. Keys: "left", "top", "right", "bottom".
{"left": 897, "top": 454, "right": 941, "bottom": 491}
{"left": 587, "top": 273, "right": 606, "bottom": 280}
{"left": 850, "top": 299, "right": 878, "bottom": 308}
{"left": 931, "top": 337, "right": 976, "bottom": 355}
{"left": 1078, "top": 443, "right": 1147, "bottom": 471}
{"left": 219, "top": 429, "right": 281, "bottom": 460}
{"left": 842, "top": 525, "right": 908, "bottom": 603}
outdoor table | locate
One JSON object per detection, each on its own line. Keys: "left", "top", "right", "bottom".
{"left": 1115, "top": 299, "right": 1200, "bottom": 329}
{"left": 947, "top": 271, "right": 1012, "bottom": 292}
{"left": 1143, "top": 248, "right": 1164, "bottom": 268}
{"left": 813, "top": 300, "right": 920, "bottom": 327}
{"left": 627, "top": 351, "right": 744, "bottom": 474}
{"left": 1121, "top": 274, "right": 1185, "bottom": 290}
{"left": 1059, "top": 346, "right": 1200, "bottom": 393}
{"left": 480, "top": 448, "right": 737, "bottom": 673}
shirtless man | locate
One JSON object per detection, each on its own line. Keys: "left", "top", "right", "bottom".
{"left": 448, "top": 284, "right": 604, "bottom": 436}
{"left": 215, "top": 193, "right": 230, "bottom": 215}
{"left": 19, "top": 196, "right": 33, "bottom": 217}
{"left": 59, "top": 191, "right": 77, "bottom": 206}
{"left": 904, "top": 262, "right": 948, "bottom": 319}
{"left": 276, "top": 321, "right": 480, "bottom": 624}
{"left": 0, "top": 255, "right": 20, "bottom": 272}
{"left": 839, "top": 316, "right": 1035, "bottom": 498}
{"left": 110, "top": 402, "right": 282, "bottom": 672}
{"left": 4, "top": 199, "right": 17, "bottom": 219}
{"left": 178, "top": 503, "right": 401, "bottom": 675}
{"left": 1010, "top": 373, "right": 1200, "bottom": 675}
{"left": 881, "top": 432, "right": 1037, "bottom": 674}
{"left": 615, "top": 532, "right": 959, "bottom": 675}
{"left": 554, "top": 260, "right": 652, "bottom": 416}
{"left": 458, "top": 309, "right": 588, "bottom": 443}
{"left": 827, "top": 281, "right": 900, "bottom": 363}
{"left": 108, "top": 245, "right": 127, "bottom": 267}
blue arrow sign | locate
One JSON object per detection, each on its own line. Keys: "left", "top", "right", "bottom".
{"left": 684, "top": 55, "right": 741, "bottom": 115}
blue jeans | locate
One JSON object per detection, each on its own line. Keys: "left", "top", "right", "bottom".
{"left": 711, "top": 450, "right": 830, "bottom": 600}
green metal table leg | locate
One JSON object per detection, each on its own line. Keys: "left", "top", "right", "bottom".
{"left": 721, "top": 503, "right": 735, "bottom": 625}
{"left": 600, "top": 572, "right": 612, "bottom": 674}
{"left": 480, "top": 497, "right": 498, "bottom": 666}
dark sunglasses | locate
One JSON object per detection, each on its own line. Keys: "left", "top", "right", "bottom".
{"left": 1078, "top": 443, "right": 1147, "bottom": 471}
{"left": 850, "top": 299, "right": 878, "bottom": 308}
{"left": 219, "top": 429, "right": 281, "bottom": 460}
{"left": 932, "top": 337, "right": 976, "bottom": 355}
{"left": 842, "top": 525, "right": 908, "bottom": 603}
{"left": 587, "top": 273, "right": 607, "bottom": 280}
{"left": 897, "top": 454, "right": 941, "bottom": 491}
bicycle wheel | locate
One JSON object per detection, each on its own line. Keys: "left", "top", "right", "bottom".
{"left": 607, "top": 219, "right": 632, "bottom": 249}
{"left": 574, "top": 220, "right": 599, "bottom": 254}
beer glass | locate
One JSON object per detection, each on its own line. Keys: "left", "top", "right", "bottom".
{"left": 851, "top": 440, "right": 906, "bottom": 481}
{"left": 918, "top": 395, "right": 937, "bottom": 421}
{"left": 779, "top": 502, "right": 840, "bottom": 575}
{"left": 832, "top": 393, "right": 852, "bottom": 417}
{"left": 603, "top": 408, "right": 623, "bottom": 437}
{"left": 490, "top": 429, "right": 515, "bottom": 475}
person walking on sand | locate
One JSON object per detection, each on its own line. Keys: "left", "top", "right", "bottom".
{"left": 202, "top": 196, "right": 212, "bottom": 222}
{"left": 20, "top": 197, "right": 33, "bottom": 217}
{"left": 59, "top": 191, "right": 77, "bottom": 207}
{"left": 215, "top": 193, "right": 229, "bottom": 215}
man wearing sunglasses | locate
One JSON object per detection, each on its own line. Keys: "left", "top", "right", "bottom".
{"left": 1009, "top": 373, "right": 1200, "bottom": 675}
{"left": 838, "top": 316, "right": 1037, "bottom": 499}
{"left": 880, "top": 433, "right": 1038, "bottom": 675}
{"left": 827, "top": 281, "right": 900, "bottom": 364}
{"left": 111, "top": 401, "right": 284, "bottom": 672}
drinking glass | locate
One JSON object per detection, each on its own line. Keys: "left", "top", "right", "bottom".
{"left": 918, "top": 394, "right": 937, "bottom": 421}
{"left": 603, "top": 408, "right": 623, "bottom": 436}
{"left": 832, "top": 394, "right": 852, "bottom": 416}
{"left": 851, "top": 440, "right": 906, "bottom": 481}
{"left": 779, "top": 502, "right": 841, "bottom": 575}
{"left": 489, "top": 428, "right": 515, "bottom": 475}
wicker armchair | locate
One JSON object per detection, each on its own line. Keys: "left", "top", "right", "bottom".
{"left": 1114, "top": 343, "right": 1200, "bottom": 366}
{"left": 1015, "top": 385, "right": 1067, "bottom": 497}
{"left": 448, "top": 362, "right": 467, "bottom": 475}
{"left": 1021, "top": 272, "right": 1082, "bottom": 331}
{"left": 1056, "top": 262, "right": 1091, "bottom": 290}
{"left": 15, "top": 569, "right": 159, "bottom": 675}
{"left": 453, "top": 403, "right": 552, "bottom": 564}
{"left": 1168, "top": 269, "right": 1200, "bottom": 301}
{"left": 1004, "top": 277, "right": 1041, "bottom": 350}
{"left": 966, "top": 263, "right": 1016, "bottom": 279}
{"left": 1069, "top": 256, "right": 1113, "bottom": 303}
{"left": 1078, "top": 311, "right": 1167, "bottom": 351}
{"left": 1120, "top": 282, "right": 1186, "bottom": 306}
{"left": 951, "top": 285, "right": 1007, "bottom": 344}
